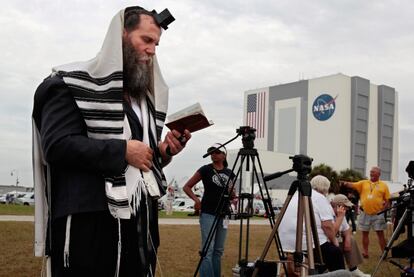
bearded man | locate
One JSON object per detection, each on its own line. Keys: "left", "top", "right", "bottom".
{"left": 32, "top": 6, "right": 190, "bottom": 277}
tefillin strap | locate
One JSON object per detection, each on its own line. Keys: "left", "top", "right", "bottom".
{"left": 125, "top": 6, "right": 175, "bottom": 30}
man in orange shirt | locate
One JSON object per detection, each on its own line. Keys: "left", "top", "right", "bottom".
{"left": 341, "top": 166, "right": 390, "bottom": 258}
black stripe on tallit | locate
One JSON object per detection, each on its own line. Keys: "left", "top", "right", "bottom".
{"left": 146, "top": 94, "right": 166, "bottom": 122}
{"left": 59, "top": 70, "right": 123, "bottom": 85}
{"left": 147, "top": 97, "right": 164, "bottom": 121}
{"left": 74, "top": 96, "right": 123, "bottom": 104}
{"left": 68, "top": 84, "right": 123, "bottom": 97}
{"left": 107, "top": 197, "right": 129, "bottom": 207}
{"left": 87, "top": 126, "right": 123, "bottom": 134}
{"left": 146, "top": 96, "right": 166, "bottom": 195}
{"left": 155, "top": 111, "right": 166, "bottom": 122}
{"left": 104, "top": 176, "right": 126, "bottom": 187}
{"left": 81, "top": 110, "right": 124, "bottom": 120}
{"left": 147, "top": 98, "right": 164, "bottom": 141}
{"left": 112, "top": 176, "right": 127, "bottom": 187}
{"left": 156, "top": 126, "right": 163, "bottom": 138}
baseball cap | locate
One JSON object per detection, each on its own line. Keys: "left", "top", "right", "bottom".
{"left": 207, "top": 143, "right": 227, "bottom": 156}
{"left": 332, "top": 194, "right": 353, "bottom": 207}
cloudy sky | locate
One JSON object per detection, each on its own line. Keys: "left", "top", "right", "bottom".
{"left": 1, "top": 0, "right": 413, "bottom": 187}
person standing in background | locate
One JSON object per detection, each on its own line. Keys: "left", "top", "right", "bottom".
{"left": 183, "top": 143, "right": 235, "bottom": 277}
{"left": 341, "top": 166, "right": 390, "bottom": 258}
{"left": 165, "top": 185, "right": 175, "bottom": 215}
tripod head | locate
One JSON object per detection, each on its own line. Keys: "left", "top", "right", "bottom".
{"left": 202, "top": 126, "right": 257, "bottom": 158}
{"left": 263, "top": 154, "right": 313, "bottom": 183}
{"left": 236, "top": 126, "right": 256, "bottom": 150}
{"left": 291, "top": 155, "right": 313, "bottom": 178}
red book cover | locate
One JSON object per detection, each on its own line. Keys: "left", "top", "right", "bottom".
{"left": 165, "top": 103, "right": 213, "bottom": 133}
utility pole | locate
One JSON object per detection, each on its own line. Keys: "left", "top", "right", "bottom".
{"left": 11, "top": 169, "right": 19, "bottom": 187}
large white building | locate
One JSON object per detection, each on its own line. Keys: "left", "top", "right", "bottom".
{"left": 229, "top": 73, "right": 398, "bottom": 190}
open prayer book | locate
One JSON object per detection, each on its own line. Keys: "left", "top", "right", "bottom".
{"left": 165, "top": 103, "right": 214, "bottom": 133}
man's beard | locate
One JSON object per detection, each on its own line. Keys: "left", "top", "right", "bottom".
{"left": 123, "top": 37, "right": 151, "bottom": 101}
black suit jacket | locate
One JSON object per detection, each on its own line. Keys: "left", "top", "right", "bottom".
{"left": 33, "top": 75, "right": 140, "bottom": 220}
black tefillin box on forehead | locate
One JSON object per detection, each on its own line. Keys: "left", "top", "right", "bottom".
{"left": 124, "top": 6, "right": 175, "bottom": 30}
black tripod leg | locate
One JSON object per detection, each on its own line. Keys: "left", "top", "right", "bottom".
{"left": 193, "top": 212, "right": 222, "bottom": 277}
{"left": 193, "top": 152, "right": 246, "bottom": 277}
{"left": 250, "top": 155, "right": 289, "bottom": 275}
{"left": 253, "top": 156, "right": 276, "bottom": 226}
{"left": 237, "top": 155, "right": 247, "bottom": 263}
{"left": 372, "top": 209, "right": 409, "bottom": 276}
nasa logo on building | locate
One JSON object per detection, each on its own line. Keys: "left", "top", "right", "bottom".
{"left": 312, "top": 94, "right": 337, "bottom": 121}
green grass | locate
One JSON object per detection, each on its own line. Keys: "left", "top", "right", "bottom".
{"left": 0, "top": 205, "right": 198, "bottom": 218}
{"left": 0, "top": 206, "right": 404, "bottom": 276}
{"left": 0, "top": 205, "right": 267, "bottom": 220}
{"left": 158, "top": 210, "right": 200, "bottom": 218}
{"left": 0, "top": 204, "right": 34, "bottom": 215}
{"left": 0, "top": 220, "right": 406, "bottom": 277}
{"left": 158, "top": 211, "right": 266, "bottom": 220}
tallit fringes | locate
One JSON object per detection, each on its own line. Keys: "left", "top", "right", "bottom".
{"left": 129, "top": 179, "right": 147, "bottom": 216}
{"left": 115, "top": 218, "right": 122, "bottom": 277}
{"left": 63, "top": 215, "right": 72, "bottom": 268}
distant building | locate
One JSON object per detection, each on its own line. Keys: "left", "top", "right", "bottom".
{"left": 0, "top": 185, "right": 33, "bottom": 195}
{"left": 228, "top": 73, "right": 398, "bottom": 190}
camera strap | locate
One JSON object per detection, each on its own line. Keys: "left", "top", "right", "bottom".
{"left": 212, "top": 168, "right": 226, "bottom": 187}
{"left": 212, "top": 167, "right": 233, "bottom": 214}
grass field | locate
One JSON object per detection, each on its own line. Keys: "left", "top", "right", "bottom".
{"left": 0, "top": 217, "right": 408, "bottom": 277}
{"left": 0, "top": 204, "right": 407, "bottom": 276}
{"left": 0, "top": 204, "right": 202, "bottom": 219}
{"left": 0, "top": 204, "right": 35, "bottom": 216}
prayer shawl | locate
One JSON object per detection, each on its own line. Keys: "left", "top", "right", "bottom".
{"left": 33, "top": 8, "right": 169, "bottom": 260}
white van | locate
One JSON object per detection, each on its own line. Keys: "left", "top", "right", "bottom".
{"left": 14, "top": 192, "right": 35, "bottom": 206}
{"left": 172, "top": 198, "right": 195, "bottom": 212}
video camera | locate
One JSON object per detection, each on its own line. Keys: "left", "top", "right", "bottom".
{"left": 389, "top": 161, "right": 414, "bottom": 259}
{"left": 236, "top": 126, "right": 256, "bottom": 149}
{"left": 291, "top": 154, "right": 313, "bottom": 176}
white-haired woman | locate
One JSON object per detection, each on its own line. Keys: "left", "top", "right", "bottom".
{"left": 309, "top": 175, "right": 346, "bottom": 272}
{"left": 279, "top": 175, "right": 345, "bottom": 274}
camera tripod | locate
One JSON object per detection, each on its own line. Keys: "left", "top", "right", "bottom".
{"left": 372, "top": 176, "right": 414, "bottom": 277}
{"left": 193, "top": 126, "right": 284, "bottom": 277}
{"left": 252, "top": 155, "right": 323, "bottom": 277}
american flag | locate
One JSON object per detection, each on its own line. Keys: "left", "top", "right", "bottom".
{"left": 246, "top": 92, "right": 266, "bottom": 138}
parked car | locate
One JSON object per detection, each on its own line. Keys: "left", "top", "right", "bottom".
{"left": 0, "top": 194, "right": 6, "bottom": 204}
{"left": 0, "top": 191, "right": 27, "bottom": 204}
{"left": 11, "top": 193, "right": 27, "bottom": 204}
{"left": 272, "top": 198, "right": 284, "bottom": 209}
{"left": 14, "top": 192, "right": 35, "bottom": 206}
{"left": 158, "top": 197, "right": 167, "bottom": 210}
{"left": 172, "top": 198, "right": 195, "bottom": 212}
{"left": 253, "top": 201, "right": 266, "bottom": 216}
{"left": 264, "top": 206, "right": 281, "bottom": 219}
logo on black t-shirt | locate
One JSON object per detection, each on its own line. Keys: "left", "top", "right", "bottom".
{"left": 212, "top": 173, "right": 230, "bottom": 187}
